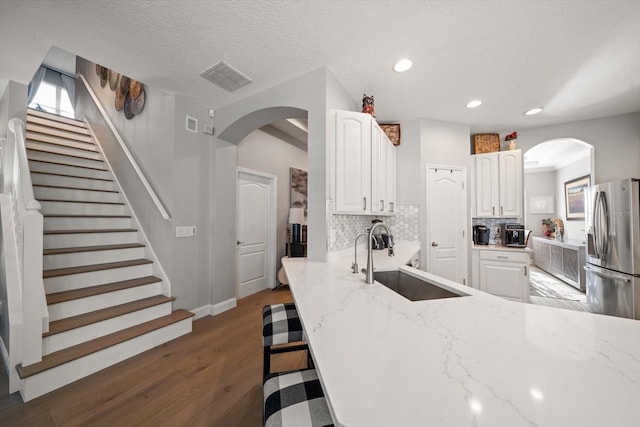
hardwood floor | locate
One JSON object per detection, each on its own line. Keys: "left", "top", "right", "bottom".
{"left": 0, "top": 287, "right": 307, "bottom": 426}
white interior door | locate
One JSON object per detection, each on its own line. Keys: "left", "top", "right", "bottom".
{"left": 237, "top": 169, "right": 277, "bottom": 299}
{"left": 426, "top": 166, "right": 468, "bottom": 284}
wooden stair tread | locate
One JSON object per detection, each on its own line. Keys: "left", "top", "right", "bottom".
{"left": 28, "top": 159, "right": 108, "bottom": 172}
{"left": 30, "top": 170, "right": 113, "bottom": 182}
{"left": 28, "top": 108, "right": 86, "bottom": 127}
{"left": 44, "top": 243, "right": 144, "bottom": 255}
{"left": 44, "top": 228, "right": 136, "bottom": 235}
{"left": 27, "top": 147, "right": 103, "bottom": 162}
{"left": 27, "top": 134, "right": 97, "bottom": 152}
{"left": 17, "top": 309, "right": 194, "bottom": 379}
{"left": 34, "top": 183, "right": 119, "bottom": 194}
{"left": 26, "top": 124, "right": 93, "bottom": 144}
{"left": 37, "top": 199, "right": 124, "bottom": 205}
{"left": 46, "top": 276, "right": 162, "bottom": 305}
{"left": 44, "top": 295, "right": 176, "bottom": 337}
{"left": 43, "top": 259, "right": 152, "bottom": 278}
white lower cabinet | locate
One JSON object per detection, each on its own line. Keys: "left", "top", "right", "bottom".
{"left": 473, "top": 249, "right": 530, "bottom": 302}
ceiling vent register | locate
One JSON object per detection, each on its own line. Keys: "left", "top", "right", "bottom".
{"left": 200, "top": 61, "right": 252, "bottom": 92}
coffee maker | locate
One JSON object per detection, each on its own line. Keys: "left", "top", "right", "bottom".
{"left": 501, "top": 223, "right": 526, "bottom": 247}
{"left": 472, "top": 225, "right": 490, "bottom": 245}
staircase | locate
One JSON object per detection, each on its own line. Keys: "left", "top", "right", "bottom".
{"left": 16, "top": 108, "right": 193, "bottom": 401}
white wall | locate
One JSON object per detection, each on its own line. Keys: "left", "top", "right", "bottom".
{"left": 395, "top": 119, "right": 421, "bottom": 205}
{"left": 524, "top": 170, "right": 556, "bottom": 238}
{"left": 237, "top": 128, "right": 308, "bottom": 272}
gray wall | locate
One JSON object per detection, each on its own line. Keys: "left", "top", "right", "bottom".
{"left": 524, "top": 170, "right": 557, "bottom": 239}
{"left": 75, "top": 57, "right": 214, "bottom": 310}
{"left": 499, "top": 112, "right": 640, "bottom": 185}
{"left": 554, "top": 155, "right": 591, "bottom": 241}
{"left": 237, "top": 128, "right": 308, "bottom": 272}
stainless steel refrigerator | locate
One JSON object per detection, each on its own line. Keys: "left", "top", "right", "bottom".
{"left": 585, "top": 178, "right": 640, "bottom": 319}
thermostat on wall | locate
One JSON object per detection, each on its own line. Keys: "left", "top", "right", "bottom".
{"left": 186, "top": 115, "right": 198, "bottom": 133}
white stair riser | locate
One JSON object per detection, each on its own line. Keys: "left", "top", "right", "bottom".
{"left": 28, "top": 111, "right": 87, "bottom": 128}
{"left": 20, "top": 319, "right": 192, "bottom": 402}
{"left": 27, "top": 132, "right": 96, "bottom": 151}
{"left": 43, "top": 302, "right": 173, "bottom": 355}
{"left": 26, "top": 123, "right": 92, "bottom": 143}
{"left": 44, "top": 231, "right": 138, "bottom": 249}
{"left": 45, "top": 264, "right": 153, "bottom": 294}
{"left": 26, "top": 141, "right": 101, "bottom": 160}
{"left": 39, "top": 200, "right": 125, "bottom": 216}
{"left": 28, "top": 160, "right": 111, "bottom": 180}
{"left": 27, "top": 150, "right": 105, "bottom": 169}
{"left": 44, "top": 216, "right": 132, "bottom": 230}
{"left": 27, "top": 116, "right": 89, "bottom": 134}
{"left": 31, "top": 173, "right": 116, "bottom": 191}
{"left": 34, "top": 186, "right": 121, "bottom": 204}
{"left": 48, "top": 282, "right": 163, "bottom": 321}
{"left": 44, "top": 246, "right": 145, "bottom": 270}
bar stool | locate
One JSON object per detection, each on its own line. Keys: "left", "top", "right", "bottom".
{"left": 263, "top": 368, "right": 333, "bottom": 427}
{"left": 262, "top": 303, "right": 309, "bottom": 379}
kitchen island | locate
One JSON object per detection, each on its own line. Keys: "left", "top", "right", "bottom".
{"left": 282, "top": 242, "right": 640, "bottom": 427}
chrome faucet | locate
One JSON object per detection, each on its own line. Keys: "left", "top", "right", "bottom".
{"left": 352, "top": 232, "right": 369, "bottom": 274}
{"left": 365, "top": 222, "right": 394, "bottom": 284}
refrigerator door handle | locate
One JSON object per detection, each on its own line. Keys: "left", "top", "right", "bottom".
{"left": 592, "top": 191, "right": 601, "bottom": 258}
{"left": 584, "top": 265, "right": 632, "bottom": 283}
{"left": 599, "top": 191, "right": 609, "bottom": 257}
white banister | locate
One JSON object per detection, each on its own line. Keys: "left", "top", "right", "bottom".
{"left": 6, "top": 118, "right": 46, "bottom": 366}
{"left": 77, "top": 73, "right": 171, "bottom": 222}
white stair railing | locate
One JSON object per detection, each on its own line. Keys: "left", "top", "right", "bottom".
{"left": 5, "top": 118, "right": 46, "bottom": 367}
{"left": 77, "top": 73, "right": 171, "bottom": 222}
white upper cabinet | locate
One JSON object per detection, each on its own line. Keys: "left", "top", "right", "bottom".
{"left": 474, "top": 150, "right": 522, "bottom": 217}
{"left": 334, "top": 110, "right": 396, "bottom": 215}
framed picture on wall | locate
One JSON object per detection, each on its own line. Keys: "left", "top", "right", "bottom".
{"left": 564, "top": 175, "right": 590, "bottom": 220}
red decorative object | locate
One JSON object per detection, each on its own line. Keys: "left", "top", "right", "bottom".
{"left": 362, "top": 94, "right": 375, "bottom": 117}
{"left": 505, "top": 131, "right": 518, "bottom": 141}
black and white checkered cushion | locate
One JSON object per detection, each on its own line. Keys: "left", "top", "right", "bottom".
{"left": 264, "top": 369, "right": 333, "bottom": 427}
{"left": 262, "top": 303, "right": 304, "bottom": 346}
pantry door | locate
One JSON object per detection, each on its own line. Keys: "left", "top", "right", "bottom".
{"left": 426, "top": 166, "right": 468, "bottom": 284}
{"left": 236, "top": 168, "right": 277, "bottom": 298}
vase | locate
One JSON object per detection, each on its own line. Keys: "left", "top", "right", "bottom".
{"left": 508, "top": 140, "right": 517, "bottom": 150}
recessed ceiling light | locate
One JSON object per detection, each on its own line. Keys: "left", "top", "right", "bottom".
{"left": 393, "top": 59, "right": 413, "bottom": 72}
{"left": 525, "top": 107, "right": 544, "bottom": 115}
{"left": 466, "top": 99, "right": 482, "bottom": 108}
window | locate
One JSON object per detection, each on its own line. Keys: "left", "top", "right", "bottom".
{"left": 29, "top": 81, "right": 74, "bottom": 118}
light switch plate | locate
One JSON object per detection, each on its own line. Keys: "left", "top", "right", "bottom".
{"left": 176, "top": 226, "right": 196, "bottom": 237}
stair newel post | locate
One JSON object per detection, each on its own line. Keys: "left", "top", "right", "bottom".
{"left": 22, "top": 201, "right": 46, "bottom": 366}
{"left": 8, "top": 118, "right": 47, "bottom": 366}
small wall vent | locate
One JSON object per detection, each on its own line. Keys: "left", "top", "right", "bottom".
{"left": 200, "top": 61, "right": 252, "bottom": 92}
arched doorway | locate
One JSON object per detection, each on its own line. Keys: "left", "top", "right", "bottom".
{"left": 216, "top": 106, "right": 309, "bottom": 298}
{"left": 524, "top": 138, "right": 594, "bottom": 242}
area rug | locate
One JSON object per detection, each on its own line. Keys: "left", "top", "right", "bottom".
{"left": 529, "top": 266, "right": 586, "bottom": 302}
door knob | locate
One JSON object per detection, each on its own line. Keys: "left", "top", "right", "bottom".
{"left": 237, "top": 241, "right": 244, "bottom": 245}
{"left": 431, "top": 242, "right": 438, "bottom": 247}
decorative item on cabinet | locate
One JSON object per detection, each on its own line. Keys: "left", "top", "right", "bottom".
{"left": 362, "top": 94, "right": 375, "bottom": 117}
{"left": 379, "top": 123, "right": 401, "bottom": 146}
{"left": 504, "top": 131, "right": 518, "bottom": 150}
{"left": 473, "top": 133, "right": 500, "bottom": 154}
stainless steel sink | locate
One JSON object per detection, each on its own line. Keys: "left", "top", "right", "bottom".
{"left": 373, "top": 270, "right": 468, "bottom": 301}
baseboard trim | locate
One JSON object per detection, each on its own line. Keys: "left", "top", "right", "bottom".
{"left": 190, "top": 298, "right": 237, "bottom": 320}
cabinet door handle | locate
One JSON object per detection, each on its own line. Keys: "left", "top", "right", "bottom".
{"left": 363, "top": 197, "right": 367, "bottom": 210}
{"left": 492, "top": 206, "right": 495, "bottom": 216}
{"left": 524, "top": 266, "right": 528, "bottom": 276}
{"left": 390, "top": 202, "right": 394, "bottom": 212}
{"left": 381, "top": 200, "right": 385, "bottom": 211}
{"left": 497, "top": 256, "right": 509, "bottom": 259}
{"left": 500, "top": 206, "right": 504, "bottom": 215}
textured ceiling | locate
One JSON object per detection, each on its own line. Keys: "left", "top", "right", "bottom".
{"left": 1, "top": 0, "right": 639, "bottom": 132}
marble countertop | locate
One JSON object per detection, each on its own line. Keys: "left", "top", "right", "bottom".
{"left": 282, "top": 242, "right": 640, "bottom": 427}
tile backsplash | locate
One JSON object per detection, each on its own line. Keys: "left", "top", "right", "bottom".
{"left": 472, "top": 217, "right": 518, "bottom": 243}
{"left": 328, "top": 204, "right": 420, "bottom": 252}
